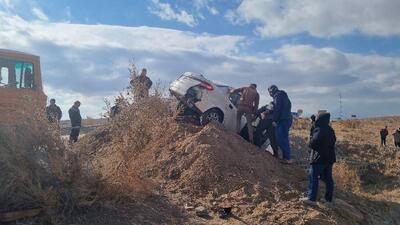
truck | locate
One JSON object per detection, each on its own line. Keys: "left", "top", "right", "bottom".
{"left": 0, "top": 49, "right": 47, "bottom": 123}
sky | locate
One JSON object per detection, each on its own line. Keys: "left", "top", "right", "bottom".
{"left": 0, "top": 0, "right": 399, "bottom": 119}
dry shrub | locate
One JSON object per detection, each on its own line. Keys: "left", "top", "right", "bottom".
{"left": 334, "top": 162, "right": 362, "bottom": 192}
{"left": 291, "top": 118, "right": 311, "bottom": 130}
{"left": 0, "top": 109, "right": 60, "bottom": 211}
{"left": 0, "top": 106, "right": 97, "bottom": 221}
{"left": 110, "top": 95, "right": 172, "bottom": 156}
{"left": 75, "top": 80, "right": 175, "bottom": 203}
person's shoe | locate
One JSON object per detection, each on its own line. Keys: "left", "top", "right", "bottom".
{"left": 320, "top": 198, "right": 333, "bottom": 205}
{"left": 300, "top": 197, "right": 317, "bottom": 206}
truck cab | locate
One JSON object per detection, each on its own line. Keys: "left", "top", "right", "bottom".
{"left": 0, "top": 49, "right": 47, "bottom": 123}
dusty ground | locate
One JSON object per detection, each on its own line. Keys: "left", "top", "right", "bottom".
{"left": 65, "top": 111, "right": 400, "bottom": 225}
{"left": 4, "top": 97, "right": 400, "bottom": 225}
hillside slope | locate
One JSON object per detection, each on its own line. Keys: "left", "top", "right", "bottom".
{"left": 71, "top": 97, "right": 400, "bottom": 225}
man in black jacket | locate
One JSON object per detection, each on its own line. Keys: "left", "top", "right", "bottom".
{"left": 46, "top": 98, "right": 62, "bottom": 123}
{"left": 68, "top": 101, "right": 82, "bottom": 143}
{"left": 254, "top": 103, "right": 279, "bottom": 158}
{"left": 302, "top": 112, "right": 336, "bottom": 205}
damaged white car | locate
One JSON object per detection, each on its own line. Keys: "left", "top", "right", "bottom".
{"left": 169, "top": 72, "right": 242, "bottom": 131}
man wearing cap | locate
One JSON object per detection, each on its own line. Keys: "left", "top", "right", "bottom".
{"left": 268, "top": 85, "right": 293, "bottom": 164}
{"left": 231, "top": 84, "right": 260, "bottom": 143}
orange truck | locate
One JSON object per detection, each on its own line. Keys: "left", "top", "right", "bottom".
{"left": 0, "top": 49, "right": 47, "bottom": 123}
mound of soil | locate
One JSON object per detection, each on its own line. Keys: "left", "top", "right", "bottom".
{"left": 66, "top": 94, "right": 400, "bottom": 225}
{"left": 75, "top": 115, "right": 400, "bottom": 225}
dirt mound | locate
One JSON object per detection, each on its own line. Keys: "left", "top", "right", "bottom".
{"left": 78, "top": 120, "right": 310, "bottom": 224}
{"left": 72, "top": 97, "right": 400, "bottom": 225}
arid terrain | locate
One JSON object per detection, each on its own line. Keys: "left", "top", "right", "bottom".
{"left": 1, "top": 95, "right": 399, "bottom": 225}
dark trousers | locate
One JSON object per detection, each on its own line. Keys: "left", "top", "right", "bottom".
{"left": 275, "top": 118, "right": 293, "bottom": 160}
{"left": 308, "top": 163, "right": 334, "bottom": 202}
{"left": 381, "top": 137, "right": 386, "bottom": 146}
{"left": 69, "top": 127, "right": 80, "bottom": 143}
{"left": 254, "top": 119, "right": 279, "bottom": 157}
{"left": 395, "top": 142, "right": 400, "bottom": 148}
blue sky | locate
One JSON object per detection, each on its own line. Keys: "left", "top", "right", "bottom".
{"left": 1, "top": 0, "right": 399, "bottom": 119}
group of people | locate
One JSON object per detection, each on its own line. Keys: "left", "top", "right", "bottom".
{"left": 232, "top": 84, "right": 293, "bottom": 164}
{"left": 232, "top": 84, "right": 336, "bottom": 205}
{"left": 46, "top": 98, "right": 82, "bottom": 144}
{"left": 45, "top": 68, "right": 153, "bottom": 143}
{"left": 380, "top": 126, "right": 400, "bottom": 148}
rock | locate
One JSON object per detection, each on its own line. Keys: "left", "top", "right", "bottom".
{"left": 184, "top": 143, "right": 195, "bottom": 154}
{"left": 169, "top": 168, "right": 181, "bottom": 179}
{"left": 195, "top": 206, "right": 209, "bottom": 218}
{"left": 334, "top": 198, "right": 364, "bottom": 222}
{"left": 184, "top": 203, "right": 195, "bottom": 211}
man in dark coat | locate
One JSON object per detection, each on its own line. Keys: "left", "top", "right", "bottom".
{"left": 46, "top": 98, "right": 62, "bottom": 123}
{"left": 131, "top": 68, "right": 153, "bottom": 101}
{"left": 254, "top": 103, "right": 279, "bottom": 158}
{"left": 301, "top": 112, "right": 336, "bottom": 205}
{"left": 268, "top": 85, "right": 292, "bottom": 163}
{"left": 380, "top": 126, "right": 389, "bottom": 146}
{"left": 393, "top": 128, "right": 400, "bottom": 148}
{"left": 68, "top": 101, "right": 82, "bottom": 143}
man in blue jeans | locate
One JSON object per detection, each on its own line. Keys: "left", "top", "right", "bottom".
{"left": 302, "top": 112, "right": 336, "bottom": 205}
{"left": 268, "top": 85, "right": 293, "bottom": 164}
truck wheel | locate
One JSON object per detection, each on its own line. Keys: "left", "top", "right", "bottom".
{"left": 200, "top": 109, "right": 223, "bottom": 125}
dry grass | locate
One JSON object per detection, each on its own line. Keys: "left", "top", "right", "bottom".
{"left": 0, "top": 103, "right": 99, "bottom": 224}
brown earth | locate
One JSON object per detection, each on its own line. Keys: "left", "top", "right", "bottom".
{"left": 66, "top": 96, "right": 400, "bottom": 225}
{"left": 3, "top": 95, "right": 399, "bottom": 225}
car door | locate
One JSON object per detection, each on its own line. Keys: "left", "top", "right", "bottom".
{"left": 222, "top": 91, "right": 241, "bottom": 132}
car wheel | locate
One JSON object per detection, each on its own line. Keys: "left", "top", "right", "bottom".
{"left": 200, "top": 109, "right": 223, "bottom": 125}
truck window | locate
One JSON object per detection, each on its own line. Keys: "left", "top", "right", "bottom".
{"left": 15, "top": 62, "right": 34, "bottom": 89}
{"left": 0, "top": 58, "right": 34, "bottom": 89}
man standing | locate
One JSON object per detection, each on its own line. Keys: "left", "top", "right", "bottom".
{"left": 131, "top": 68, "right": 153, "bottom": 101}
{"left": 254, "top": 103, "right": 279, "bottom": 157}
{"left": 380, "top": 126, "right": 389, "bottom": 146}
{"left": 232, "top": 84, "right": 259, "bottom": 143}
{"left": 302, "top": 112, "right": 336, "bottom": 205}
{"left": 393, "top": 128, "right": 400, "bottom": 148}
{"left": 268, "top": 85, "right": 293, "bottom": 164}
{"left": 68, "top": 101, "right": 82, "bottom": 143}
{"left": 46, "top": 98, "right": 62, "bottom": 123}
{"left": 110, "top": 98, "right": 124, "bottom": 118}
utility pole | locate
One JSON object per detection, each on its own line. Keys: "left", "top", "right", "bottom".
{"left": 339, "top": 92, "right": 343, "bottom": 120}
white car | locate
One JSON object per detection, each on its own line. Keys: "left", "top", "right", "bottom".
{"left": 169, "top": 72, "right": 241, "bottom": 131}
{"left": 170, "top": 72, "right": 274, "bottom": 151}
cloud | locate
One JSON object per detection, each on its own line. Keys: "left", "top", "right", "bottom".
{"left": 227, "top": 0, "right": 400, "bottom": 37}
{"left": 193, "top": 0, "right": 219, "bottom": 15}
{"left": 0, "top": 0, "right": 12, "bottom": 9}
{"left": 32, "top": 7, "right": 49, "bottom": 21}
{"left": 149, "top": 0, "right": 197, "bottom": 27}
{"left": 0, "top": 10, "right": 399, "bottom": 119}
